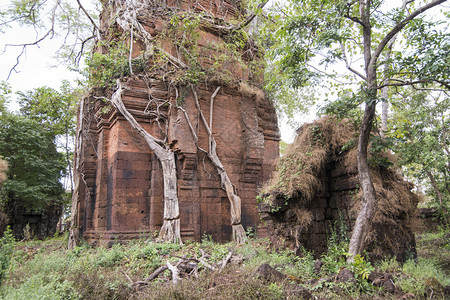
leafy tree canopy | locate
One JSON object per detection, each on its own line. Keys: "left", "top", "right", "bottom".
{"left": 17, "top": 80, "right": 78, "bottom": 138}
{"left": 261, "top": 0, "right": 449, "bottom": 109}
{"left": 389, "top": 89, "right": 450, "bottom": 209}
{"left": 0, "top": 110, "right": 66, "bottom": 212}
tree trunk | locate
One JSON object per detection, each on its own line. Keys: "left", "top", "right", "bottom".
{"left": 348, "top": 96, "right": 378, "bottom": 261}
{"left": 68, "top": 96, "right": 85, "bottom": 249}
{"left": 157, "top": 155, "right": 182, "bottom": 243}
{"left": 209, "top": 139, "right": 247, "bottom": 244}
{"left": 346, "top": 0, "right": 447, "bottom": 261}
{"left": 347, "top": 0, "right": 379, "bottom": 262}
{"left": 380, "top": 90, "right": 388, "bottom": 137}
{"left": 426, "top": 170, "right": 443, "bottom": 207}
{"left": 111, "top": 80, "right": 182, "bottom": 244}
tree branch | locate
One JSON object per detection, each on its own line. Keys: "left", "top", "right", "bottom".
{"left": 231, "top": 0, "right": 269, "bottom": 31}
{"left": 76, "top": 0, "right": 100, "bottom": 34}
{"left": 340, "top": 41, "right": 367, "bottom": 80}
{"left": 370, "top": 0, "right": 448, "bottom": 70}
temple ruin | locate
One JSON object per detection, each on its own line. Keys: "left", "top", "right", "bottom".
{"left": 70, "top": 0, "right": 280, "bottom": 245}
{"left": 259, "top": 118, "right": 418, "bottom": 262}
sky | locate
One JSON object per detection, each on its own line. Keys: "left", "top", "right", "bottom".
{"left": 0, "top": 0, "right": 84, "bottom": 109}
{"left": 0, "top": 31, "right": 80, "bottom": 95}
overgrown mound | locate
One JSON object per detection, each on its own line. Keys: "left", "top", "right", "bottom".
{"left": 259, "top": 116, "right": 419, "bottom": 262}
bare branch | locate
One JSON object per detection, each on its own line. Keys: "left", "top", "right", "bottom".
{"left": 199, "top": 249, "right": 217, "bottom": 271}
{"left": 129, "top": 23, "right": 134, "bottom": 75}
{"left": 231, "top": 0, "right": 269, "bottom": 32}
{"left": 219, "top": 251, "right": 233, "bottom": 273}
{"left": 166, "top": 261, "right": 181, "bottom": 284}
{"left": 143, "top": 265, "right": 168, "bottom": 282}
{"left": 76, "top": 0, "right": 100, "bottom": 34}
{"left": 339, "top": 41, "right": 367, "bottom": 80}
{"left": 376, "top": 78, "right": 449, "bottom": 91}
{"left": 5, "top": 0, "right": 61, "bottom": 79}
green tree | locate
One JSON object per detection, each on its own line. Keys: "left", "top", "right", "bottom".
{"left": 0, "top": 112, "right": 66, "bottom": 214}
{"left": 262, "top": 0, "right": 449, "bottom": 260}
{"left": 390, "top": 90, "right": 450, "bottom": 213}
{"left": 17, "top": 81, "right": 78, "bottom": 192}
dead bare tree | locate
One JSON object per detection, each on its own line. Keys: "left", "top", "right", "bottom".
{"left": 2, "top": 0, "right": 99, "bottom": 78}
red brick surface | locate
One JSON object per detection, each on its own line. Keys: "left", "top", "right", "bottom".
{"left": 77, "top": 0, "right": 280, "bottom": 244}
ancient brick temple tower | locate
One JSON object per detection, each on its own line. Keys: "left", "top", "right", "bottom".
{"left": 70, "top": 0, "right": 279, "bottom": 244}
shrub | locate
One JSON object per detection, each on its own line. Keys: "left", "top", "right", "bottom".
{"left": 1, "top": 274, "right": 80, "bottom": 300}
{"left": 0, "top": 226, "right": 15, "bottom": 282}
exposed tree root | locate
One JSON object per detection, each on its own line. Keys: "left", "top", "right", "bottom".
{"left": 110, "top": 80, "right": 182, "bottom": 244}
{"left": 179, "top": 86, "right": 247, "bottom": 244}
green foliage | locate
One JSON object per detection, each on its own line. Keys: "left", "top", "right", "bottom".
{"left": 389, "top": 90, "right": 450, "bottom": 211}
{"left": 0, "top": 113, "right": 66, "bottom": 211}
{"left": 320, "top": 219, "right": 349, "bottom": 275}
{"left": 0, "top": 227, "right": 15, "bottom": 283}
{"left": 17, "top": 81, "right": 78, "bottom": 137}
{"left": 2, "top": 274, "right": 80, "bottom": 300}
{"left": 398, "top": 17, "right": 450, "bottom": 85}
{"left": 368, "top": 135, "right": 394, "bottom": 168}
{"left": 0, "top": 82, "right": 12, "bottom": 115}
{"left": 351, "top": 255, "right": 374, "bottom": 281}
{"left": 94, "top": 244, "right": 126, "bottom": 268}
{"left": 1, "top": 233, "right": 449, "bottom": 299}
{"left": 397, "top": 257, "right": 450, "bottom": 297}
{"left": 267, "top": 282, "right": 284, "bottom": 298}
{"left": 86, "top": 38, "right": 132, "bottom": 88}
{"left": 259, "top": 0, "right": 449, "bottom": 145}
{"left": 319, "top": 92, "right": 363, "bottom": 125}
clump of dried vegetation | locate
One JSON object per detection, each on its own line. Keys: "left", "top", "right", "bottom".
{"left": 261, "top": 117, "right": 355, "bottom": 204}
{"left": 261, "top": 116, "right": 419, "bottom": 261}
{"left": 0, "top": 158, "right": 7, "bottom": 184}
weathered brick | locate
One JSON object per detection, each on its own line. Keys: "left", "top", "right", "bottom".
{"left": 74, "top": 2, "right": 280, "bottom": 245}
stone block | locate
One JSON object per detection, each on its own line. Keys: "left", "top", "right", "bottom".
{"left": 314, "top": 208, "right": 325, "bottom": 222}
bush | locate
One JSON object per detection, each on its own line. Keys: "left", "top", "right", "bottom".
{"left": 1, "top": 274, "right": 80, "bottom": 300}
{"left": 0, "top": 226, "right": 15, "bottom": 282}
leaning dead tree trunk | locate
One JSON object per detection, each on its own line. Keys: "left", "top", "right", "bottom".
{"left": 111, "top": 80, "right": 182, "bottom": 244}
{"left": 180, "top": 86, "right": 246, "bottom": 244}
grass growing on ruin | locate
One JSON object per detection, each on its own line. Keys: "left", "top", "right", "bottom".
{"left": 0, "top": 229, "right": 449, "bottom": 299}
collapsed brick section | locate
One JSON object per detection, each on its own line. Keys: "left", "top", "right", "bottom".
{"left": 73, "top": 1, "right": 280, "bottom": 244}
{"left": 258, "top": 118, "right": 418, "bottom": 262}
{"left": 1, "top": 203, "right": 62, "bottom": 240}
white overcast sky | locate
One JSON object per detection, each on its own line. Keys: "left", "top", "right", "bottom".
{"left": 0, "top": 1, "right": 86, "bottom": 109}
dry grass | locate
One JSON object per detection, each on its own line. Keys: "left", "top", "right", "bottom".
{"left": 294, "top": 208, "right": 313, "bottom": 228}
{"left": 262, "top": 116, "right": 356, "bottom": 205}
{"left": 238, "top": 82, "right": 265, "bottom": 101}
{"left": 0, "top": 158, "right": 8, "bottom": 183}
